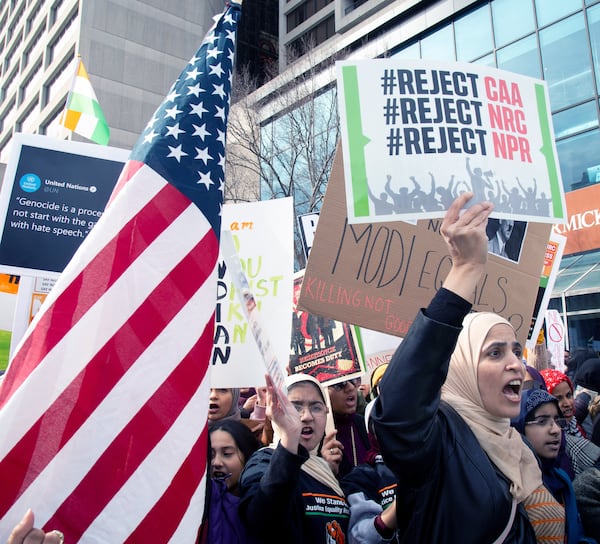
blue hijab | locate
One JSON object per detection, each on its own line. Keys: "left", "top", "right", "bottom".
{"left": 512, "top": 389, "right": 592, "bottom": 543}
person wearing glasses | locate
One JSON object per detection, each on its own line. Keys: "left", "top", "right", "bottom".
{"left": 512, "top": 388, "right": 596, "bottom": 543}
{"left": 371, "top": 194, "right": 544, "bottom": 543}
{"left": 239, "top": 373, "right": 349, "bottom": 544}
{"left": 327, "top": 377, "right": 370, "bottom": 479}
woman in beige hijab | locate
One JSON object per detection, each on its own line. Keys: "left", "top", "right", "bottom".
{"left": 371, "top": 193, "right": 545, "bottom": 543}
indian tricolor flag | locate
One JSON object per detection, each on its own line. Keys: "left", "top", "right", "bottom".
{"left": 60, "top": 57, "right": 110, "bottom": 145}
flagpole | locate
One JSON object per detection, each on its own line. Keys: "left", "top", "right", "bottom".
{"left": 58, "top": 54, "right": 81, "bottom": 130}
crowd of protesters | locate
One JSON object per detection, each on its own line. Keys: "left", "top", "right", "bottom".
{"left": 9, "top": 194, "right": 600, "bottom": 543}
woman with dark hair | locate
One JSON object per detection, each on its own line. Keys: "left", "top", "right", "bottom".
{"left": 541, "top": 369, "right": 600, "bottom": 476}
{"left": 198, "top": 419, "right": 261, "bottom": 544}
{"left": 209, "top": 387, "right": 265, "bottom": 443}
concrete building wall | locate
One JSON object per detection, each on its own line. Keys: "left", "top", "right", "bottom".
{"left": 0, "top": 0, "right": 224, "bottom": 162}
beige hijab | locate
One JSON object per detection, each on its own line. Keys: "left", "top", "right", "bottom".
{"left": 441, "top": 312, "right": 542, "bottom": 502}
{"left": 270, "top": 373, "right": 343, "bottom": 497}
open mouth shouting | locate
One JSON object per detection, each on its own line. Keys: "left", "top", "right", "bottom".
{"left": 502, "top": 379, "right": 522, "bottom": 402}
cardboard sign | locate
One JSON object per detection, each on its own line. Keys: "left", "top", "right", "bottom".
{"left": 298, "top": 147, "right": 552, "bottom": 345}
{"left": 337, "top": 59, "right": 566, "bottom": 224}
{"left": 290, "top": 271, "right": 364, "bottom": 385}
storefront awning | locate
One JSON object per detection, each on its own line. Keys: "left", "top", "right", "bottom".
{"left": 551, "top": 251, "right": 600, "bottom": 298}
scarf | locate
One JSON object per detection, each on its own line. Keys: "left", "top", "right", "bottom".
{"left": 441, "top": 312, "right": 542, "bottom": 502}
{"left": 270, "top": 374, "right": 344, "bottom": 497}
{"left": 522, "top": 485, "right": 565, "bottom": 543}
{"left": 540, "top": 369, "right": 574, "bottom": 397}
{"left": 208, "top": 388, "right": 241, "bottom": 427}
{"left": 333, "top": 413, "right": 368, "bottom": 470}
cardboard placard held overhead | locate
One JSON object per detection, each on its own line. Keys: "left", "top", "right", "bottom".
{"left": 298, "top": 146, "right": 552, "bottom": 345}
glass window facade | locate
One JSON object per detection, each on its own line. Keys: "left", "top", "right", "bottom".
{"left": 496, "top": 35, "right": 541, "bottom": 79}
{"left": 454, "top": 4, "right": 493, "bottom": 62}
{"left": 261, "top": 0, "right": 600, "bottom": 289}
{"left": 492, "top": 0, "right": 536, "bottom": 47}
{"left": 535, "top": 0, "right": 581, "bottom": 27}
{"left": 539, "top": 13, "right": 594, "bottom": 111}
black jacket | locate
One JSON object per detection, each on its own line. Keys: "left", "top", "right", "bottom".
{"left": 371, "top": 305, "right": 536, "bottom": 543}
{"left": 239, "top": 444, "right": 350, "bottom": 544}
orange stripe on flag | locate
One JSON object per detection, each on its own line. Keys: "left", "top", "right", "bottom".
{"left": 63, "top": 109, "right": 82, "bottom": 130}
{"left": 77, "top": 59, "right": 89, "bottom": 79}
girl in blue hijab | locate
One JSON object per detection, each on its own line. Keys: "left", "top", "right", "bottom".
{"left": 511, "top": 388, "right": 596, "bottom": 543}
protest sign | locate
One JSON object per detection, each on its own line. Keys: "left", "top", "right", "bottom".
{"left": 526, "top": 231, "right": 567, "bottom": 350}
{"left": 0, "top": 134, "right": 128, "bottom": 277}
{"left": 545, "top": 309, "right": 567, "bottom": 372}
{"left": 298, "top": 212, "right": 320, "bottom": 259}
{"left": 211, "top": 198, "right": 294, "bottom": 388}
{"left": 337, "top": 59, "right": 566, "bottom": 224}
{"left": 9, "top": 276, "right": 56, "bottom": 360}
{"left": 358, "top": 327, "right": 400, "bottom": 374}
{"left": 298, "top": 146, "right": 552, "bottom": 346}
{"left": 220, "top": 230, "right": 288, "bottom": 394}
{"left": 291, "top": 270, "right": 364, "bottom": 385}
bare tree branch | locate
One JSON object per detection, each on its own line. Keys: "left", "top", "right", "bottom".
{"left": 226, "top": 40, "right": 346, "bottom": 267}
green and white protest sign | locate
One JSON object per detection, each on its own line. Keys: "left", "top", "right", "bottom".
{"left": 337, "top": 59, "right": 566, "bottom": 224}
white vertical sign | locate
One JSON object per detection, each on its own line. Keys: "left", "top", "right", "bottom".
{"left": 546, "top": 309, "right": 566, "bottom": 372}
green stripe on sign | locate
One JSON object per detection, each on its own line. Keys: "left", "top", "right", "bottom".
{"left": 341, "top": 66, "right": 371, "bottom": 218}
{"left": 535, "top": 84, "right": 563, "bottom": 219}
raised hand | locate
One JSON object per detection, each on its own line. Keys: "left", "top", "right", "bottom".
{"left": 440, "top": 192, "right": 493, "bottom": 301}
{"left": 320, "top": 430, "right": 344, "bottom": 475}
{"left": 265, "top": 374, "right": 301, "bottom": 453}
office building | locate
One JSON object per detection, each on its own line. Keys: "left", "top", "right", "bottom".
{"left": 249, "top": 0, "right": 600, "bottom": 350}
{"left": 0, "top": 0, "right": 271, "bottom": 160}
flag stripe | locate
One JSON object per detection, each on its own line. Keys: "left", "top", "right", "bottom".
{"left": 0, "top": 176, "right": 189, "bottom": 408}
{"left": 91, "top": 119, "right": 111, "bottom": 145}
{"left": 0, "top": 221, "right": 218, "bottom": 517}
{"left": 126, "top": 424, "right": 209, "bottom": 543}
{"left": 61, "top": 58, "right": 110, "bottom": 144}
{"left": 68, "top": 91, "right": 105, "bottom": 116}
{"left": 46, "top": 319, "right": 215, "bottom": 541}
{"left": 83, "top": 389, "right": 210, "bottom": 542}
{"left": 62, "top": 109, "right": 82, "bottom": 130}
{"left": 3, "top": 279, "right": 215, "bottom": 535}
{"left": 66, "top": 112, "right": 100, "bottom": 139}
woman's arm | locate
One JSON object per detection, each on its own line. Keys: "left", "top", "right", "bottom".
{"left": 371, "top": 193, "right": 492, "bottom": 482}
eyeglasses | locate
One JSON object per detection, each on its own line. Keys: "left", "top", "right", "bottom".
{"left": 329, "top": 378, "right": 361, "bottom": 391}
{"left": 525, "top": 415, "right": 568, "bottom": 430}
{"left": 291, "top": 401, "right": 326, "bottom": 416}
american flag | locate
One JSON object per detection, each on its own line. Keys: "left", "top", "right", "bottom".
{"left": 0, "top": 2, "right": 242, "bottom": 541}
